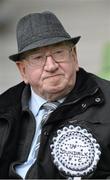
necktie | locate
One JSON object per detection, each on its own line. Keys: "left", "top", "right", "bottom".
{"left": 35, "top": 101, "right": 59, "bottom": 157}
{"left": 41, "top": 101, "right": 60, "bottom": 126}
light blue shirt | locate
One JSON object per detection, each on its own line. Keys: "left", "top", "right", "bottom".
{"left": 15, "top": 88, "right": 64, "bottom": 178}
{"left": 15, "top": 88, "right": 47, "bottom": 178}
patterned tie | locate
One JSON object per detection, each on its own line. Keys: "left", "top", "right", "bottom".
{"left": 41, "top": 101, "right": 60, "bottom": 126}
{"left": 35, "top": 101, "right": 59, "bottom": 157}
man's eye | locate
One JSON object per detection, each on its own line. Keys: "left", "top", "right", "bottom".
{"left": 33, "top": 55, "right": 43, "bottom": 60}
{"left": 54, "top": 50, "right": 64, "bottom": 54}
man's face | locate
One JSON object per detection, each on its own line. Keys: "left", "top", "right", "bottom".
{"left": 16, "top": 42, "right": 79, "bottom": 101}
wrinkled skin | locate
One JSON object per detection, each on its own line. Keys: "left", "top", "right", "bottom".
{"left": 16, "top": 43, "right": 79, "bottom": 101}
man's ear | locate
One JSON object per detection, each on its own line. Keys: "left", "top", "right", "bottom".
{"left": 72, "top": 46, "right": 77, "bottom": 56}
{"left": 16, "top": 61, "right": 29, "bottom": 84}
{"left": 72, "top": 47, "right": 79, "bottom": 71}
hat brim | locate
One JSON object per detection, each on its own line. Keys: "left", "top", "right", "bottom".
{"left": 9, "top": 36, "right": 81, "bottom": 61}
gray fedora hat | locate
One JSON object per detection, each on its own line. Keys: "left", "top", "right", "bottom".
{"left": 9, "top": 11, "right": 81, "bottom": 61}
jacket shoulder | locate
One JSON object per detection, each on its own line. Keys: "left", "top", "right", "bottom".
{"left": 0, "top": 82, "right": 26, "bottom": 107}
{"left": 89, "top": 73, "right": 110, "bottom": 93}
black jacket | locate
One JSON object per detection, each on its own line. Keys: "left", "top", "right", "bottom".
{"left": 0, "top": 68, "right": 110, "bottom": 179}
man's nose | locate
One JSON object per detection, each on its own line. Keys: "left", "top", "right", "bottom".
{"left": 44, "top": 56, "right": 59, "bottom": 72}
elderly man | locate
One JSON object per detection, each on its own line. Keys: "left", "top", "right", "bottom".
{"left": 0, "top": 11, "right": 110, "bottom": 179}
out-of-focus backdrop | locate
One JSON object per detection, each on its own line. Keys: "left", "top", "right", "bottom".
{"left": 0, "top": 0, "right": 110, "bottom": 93}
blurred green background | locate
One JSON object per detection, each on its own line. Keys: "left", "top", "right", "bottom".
{"left": 99, "top": 42, "right": 110, "bottom": 80}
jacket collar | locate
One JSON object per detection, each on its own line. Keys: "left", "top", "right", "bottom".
{"left": 63, "top": 68, "right": 104, "bottom": 104}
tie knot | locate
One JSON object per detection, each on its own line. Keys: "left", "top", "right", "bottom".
{"left": 41, "top": 101, "right": 60, "bottom": 126}
{"left": 42, "top": 101, "right": 60, "bottom": 112}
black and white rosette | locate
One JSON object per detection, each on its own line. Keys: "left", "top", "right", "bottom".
{"left": 50, "top": 125, "right": 101, "bottom": 178}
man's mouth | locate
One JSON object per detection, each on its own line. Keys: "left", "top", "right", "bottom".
{"left": 43, "top": 74, "right": 63, "bottom": 80}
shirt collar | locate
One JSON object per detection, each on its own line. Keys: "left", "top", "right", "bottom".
{"left": 29, "top": 87, "right": 46, "bottom": 117}
{"left": 29, "top": 87, "right": 65, "bottom": 117}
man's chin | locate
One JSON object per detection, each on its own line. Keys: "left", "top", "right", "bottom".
{"left": 43, "top": 90, "right": 64, "bottom": 101}
{"left": 45, "top": 87, "right": 63, "bottom": 94}
{"left": 43, "top": 85, "right": 67, "bottom": 98}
